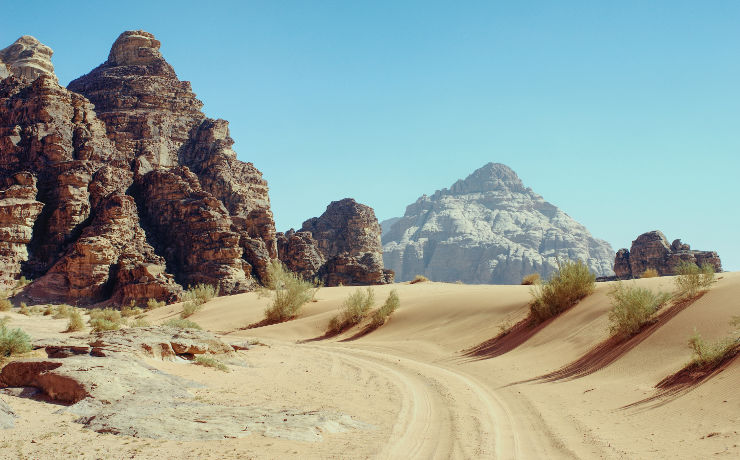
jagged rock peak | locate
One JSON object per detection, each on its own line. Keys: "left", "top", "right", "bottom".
{"left": 0, "top": 35, "right": 56, "bottom": 81}
{"left": 108, "top": 30, "right": 164, "bottom": 67}
{"left": 448, "top": 162, "right": 525, "bottom": 195}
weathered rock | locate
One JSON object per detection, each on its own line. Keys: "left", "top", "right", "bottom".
{"left": 382, "top": 163, "right": 615, "bottom": 284}
{"left": 0, "top": 396, "right": 15, "bottom": 429}
{"left": 0, "top": 36, "right": 55, "bottom": 82}
{"left": 278, "top": 198, "right": 394, "bottom": 286}
{"left": 613, "top": 230, "right": 723, "bottom": 278}
{"left": 0, "top": 328, "right": 368, "bottom": 440}
{"left": 0, "top": 173, "right": 44, "bottom": 290}
{"left": 0, "top": 31, "right": 277, "bottom": 304}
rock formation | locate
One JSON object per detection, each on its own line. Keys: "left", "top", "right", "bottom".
{"left": 0, "top": 31, "right": 277, "bottom": 304}
{"left": 382, "top": 163, "right": 615, "bottom": 284}
{"left": 277, "top": 198, "right": 394, "bottom": 286}
{"left": 613, "top": 230, "right": 722, "bottom": 278}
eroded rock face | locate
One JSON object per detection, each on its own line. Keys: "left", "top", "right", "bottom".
{"left": 0, "top": 31, "right": 277, "bottom": 303}
{"left": 613, "top": 231, "right": 722, "bottom": 278}
{"left": 382, "top": 163, "right": 615, "bottom": 284}
{"left": 0, "top": 36, "right": 55, "bottom": 82}
{"left": 278, "top": 198, "right": 394, "bottom": 286}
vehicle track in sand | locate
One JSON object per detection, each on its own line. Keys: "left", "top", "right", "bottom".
{"left": 304, "top": 343, "right": 574, "bottom": 459}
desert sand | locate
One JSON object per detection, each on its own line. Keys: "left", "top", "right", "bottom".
{"left": 1, "top": 273, "right": 738, "bottom": 459}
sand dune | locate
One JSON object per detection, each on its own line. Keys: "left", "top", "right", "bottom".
{"left": 2, "top": 273, "right": 738, "bottom": 458}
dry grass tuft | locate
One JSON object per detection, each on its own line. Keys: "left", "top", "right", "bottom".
{"left": 163, "top": 318, "right": 202, "bottom": 330}
{"left": 521, "top": 273, "right": 541, "bottom": 285}
{"left": 327, "top": 287, "right": 375, "bottom": 334}
{"left": 410, "top": 275, "right": 429, "bottom": 284}
{"left": 65, "top": 311, "right": 85, "bottom": 332}
{"left": 640, "top": 268, "right": 659, "bottom": 278}
{"left": 260, "top": 260, "right": 313, "bottom": 324}
{"left": 0, "top": 322, "right": 31, "bottom": 356}
{"left": 369, "top": 290, "right": 400, "bottom": 329}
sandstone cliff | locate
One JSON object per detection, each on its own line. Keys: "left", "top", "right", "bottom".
{"left": 0, "top": 31, "right": 277, "bottom": 304}
{"left": 613, "top": 230, "right": 722, "bottom": 278}
{"left": 382, "top": 163, "right": 614, "bottom": 284}
{"left": 277, "top": 198, "right": 394, "bottom": 286}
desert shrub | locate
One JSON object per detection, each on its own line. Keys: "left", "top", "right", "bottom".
{"left": 43, "top": 305, "right": 53, "bottom": 316}
{"left": 0, "top": 293, "right": 11, "bottom": 312}
{"left": 369, "top": 290, "right": 400, "bottom": 328}
{"left": 530, "top": 259, "right": 595, "bottom": 324}
{"left": 53, "top": 304, "right": 72, "bottom": 319}
{"left": 640, "top": 268, "right": 659, "bottom": 278}
{"left": 184, "top": 283, "right": 218, "bottom": 306}
{"left": 15, "top": 276, "right": 31, "bottom": 288}
{"left": 18, "top": 303, "right": 29, "bottom": 316}
{"left": 260, "top": 260, "right": 314, "bottom": 324}
{"left": 607, "top": 283, "right": 671, "bottom": 337}
{"left": 521, "top": 273, "right": 541, "bottom": 285}
{"left": 410, "top": 275, "right": 429, "bottom": 284}
{"left": 65, "top": 311, "right": 85, "bottom": 332}
{"left": 129, "top": 317, "right": 151, "bottom": 328}
{"left": 0, "top": 323, "right": 31, "bottom": 356}
{"left": 327, "top": 288, "right": 375, "bottom": 334}
{"left": 163, "top": 318, "right": 202, "bottom": 330}
{"left": 88, "top": 308, "right": 122, "bottom": 332}
{"left": 686, "top": 329, "right": 738, "bottom": 368}
{"left": 193, "top": 355, "right": 229, "bottom": 372}
{"left": 29, "top": 305, "right": 44, "bottom": 315}
{"left": 146, "top": 298, "right": 166, "bottom": 310}
{"left": 121, "top": 302, "right": 143, "bottom": 318}
{"left": 674, "top": 262, "right": 715, "bottom": 299}
{"left": 180, "top": 301, "right": 201, "bottom": 318}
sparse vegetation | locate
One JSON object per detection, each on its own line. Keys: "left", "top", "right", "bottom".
{"left": 65, "top": 311, "right": 85, "bottom": 332}
{"left": 146, "top": 298, "right": 166, "bottom": 310}
{"left": 529, "top": 259, "right": 595, "bottom": 324}
{"left": 369, "top": 290, "right": 400, "bottom": 329}
{"left": 18, "top": 302, "right": 29, "bottom": 316}
{"left": 163, "top": 318, "right": 202, "bottom": 330}
{"left": 0, "top": 292, "right": 11, "bottom": 312}
{"left": 179, "top": 283, "right": 218, "bottom": 318}
{"left": 180, "top": 301, "right": 201, "bottom": 318}
{"left": 686, "top": 328, "right": 738, "bottom": 368}
{"left": 43, "top": 305, "right": 53, "bottom": 316}
{"left": 193, "top": 355, "right": 229, "bottom": 372}
{"left": 640, "top": 268, "right": 659, "bottom": 278}
{"left": 260, "top": 260, "right": 314, "bottom": 324}
{"left": 0, "top": 322, "right": 31, "bottom": 356}
{"left": 129, "top": 317, "right": 151, "bottom": 328}
{"left": 121, "top": 301, "right": 143, "bottom": 318}
{"left": 15, "top": 276, "right": 31, "bottom": 288}
{"left": 327, "top": 288, "right": 376, "bottom": 334}
{"left": 88, "top": 308, "right": 123, "bottom": 332}
{"left": 53, "top": 304, "right": 72, "bottom": 319}
{"left": 674, "top": 262, "right": 716, "bottom": 299}
{"left": 410, "top": 274, "right": 429, "bottom": 284}
{"left": 607, "top": 282, "right": 671, "bottom": 337}
{"left": 521, "top": 273, "right": 541, "bottom": 285}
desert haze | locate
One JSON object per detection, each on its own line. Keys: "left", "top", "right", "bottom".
{"left": 1, "top": 273, "right": 738, "bottom": 459}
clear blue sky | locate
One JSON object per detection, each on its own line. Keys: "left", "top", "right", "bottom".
{"left": 3, "top": 1, "right": 739, "bottom": 270}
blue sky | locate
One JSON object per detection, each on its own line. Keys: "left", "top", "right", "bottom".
{"left": 3, "top": 1, "right": 739, "bottom": 270}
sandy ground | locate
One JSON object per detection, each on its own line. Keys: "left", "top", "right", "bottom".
{"left": 1, "top": 273, "right": 738, "bottom": 459}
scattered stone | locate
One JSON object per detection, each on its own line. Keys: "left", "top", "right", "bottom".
{"left": 613, "top": 231, "right": 722, "bottom": 278}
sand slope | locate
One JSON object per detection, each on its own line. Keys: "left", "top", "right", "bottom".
{"left": 2, "top": 273, "right": 738, "bottom": 459}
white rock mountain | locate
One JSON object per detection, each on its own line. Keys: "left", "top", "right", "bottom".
{"left": 381, "top": 163, "right": 614, "bottom": 284}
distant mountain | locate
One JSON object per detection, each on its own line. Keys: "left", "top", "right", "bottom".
{"left": 381, "top": 163, "right": 614, "bottom": 284}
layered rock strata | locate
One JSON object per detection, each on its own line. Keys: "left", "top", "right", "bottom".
{"left": 277, "top": 198, "right": 394, "bottom": 286}
{"left": 382, "top": 163, "right": 615, "bottom": 284}
{"left": 0, "top": 31, "right": 277, "bottom": 303}
{"left": 613, "top": 231, "right": 722, "bottom": 278}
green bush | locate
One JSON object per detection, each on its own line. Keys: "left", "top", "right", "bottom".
{"left": 163, "top": 318, "right": 202, "bottom": 330}
{"left": 146, "top": 298, "right": 166, "bottom": 310}
{"left": 88, "top": 308, "right": 123, "bottom": 332}
{"left": 184, "top": 283, "right": 218, "bottom": 306}
{"left": 607, "top": 283, "right": 671, "bottom": 337}
{"left": 180, "top": 301, "right": 201, "bottom": 318}
{"left": 674, "top": 262, "right": 715, "bottom": 299}
{"left": 687, "top": 328, "right": 738, "bottom": 368}
{"left": 530, "top": 259, "right": 595, "bottom": 323}
{"left": 0, "top": 323, "right": 31, "bottom": 356}
{"left": 327, "top": 287, "right": 375, "bottom": 334}
{"left": 89, "top": 318, "right": 120, "bottom": 332}
{"left": 129, "top": 317, "right": 151, "bottom": 328}
{"left": 369, "top": 290, "right": 400, "bottom": 328}
{"left": 193, "top": 355, "right": 229, "bottom": 372}
{"left": 260, "top": 260, "right": 314, "bottom": 324}
{"left": 65, "top": 311, "right": 85, "bottom": 332}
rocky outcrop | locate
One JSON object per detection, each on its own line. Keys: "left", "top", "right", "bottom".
{"left": 382, "top": 163, "right": 615, "bottom": 284}
{"left": 613, "top": 231, "right": 722, "bottom": 278}
{"left": 0, "top": 31, "right": 277, "bottom": 303}
{"left": 0, "top": 36, "right": 55, "bottom": 82}
{"left": 277, "top": 198, "right": 394, "bottom": 286}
